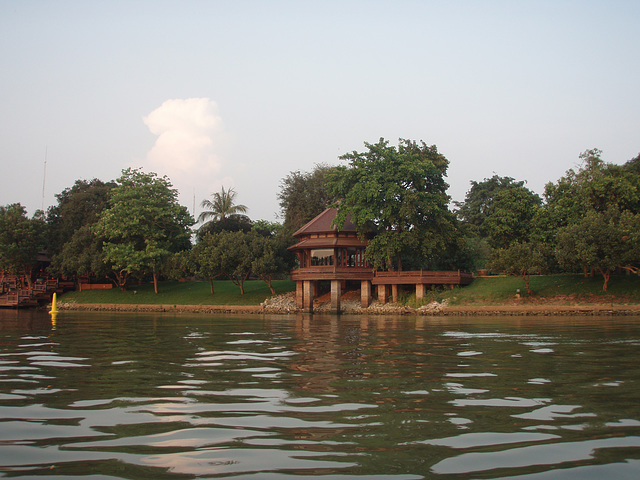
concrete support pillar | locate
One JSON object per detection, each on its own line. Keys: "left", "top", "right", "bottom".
{"left": 361, "top": 280, "right": 372, "bottom": 308}
{"left": 392, "top": 284, "right": 399, "bottom": 303}
{"left": 330, "top": 279, "right": 342, "bottom": 313}
{"left": 377, "top": 284, "right": 388, "bottom": 304}
{"left": 303, "top": 280, "right": 314, "bottom": 313}
{"left": 296, "top": 281, "right": 304, "bottom": 308}
{"left": 416, "top": 283, "right": 426, "bottom": 302}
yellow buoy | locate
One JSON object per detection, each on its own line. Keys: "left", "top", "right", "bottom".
{"left": 49, "top": 292, "right": 59, "bottom": 314}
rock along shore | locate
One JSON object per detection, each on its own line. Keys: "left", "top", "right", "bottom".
{"left": 58, "top": 292, "right": 640, "bottom": 316}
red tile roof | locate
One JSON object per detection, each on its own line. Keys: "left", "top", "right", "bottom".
{"left": 292, "top": 208, "right": 358, "bottom": 237}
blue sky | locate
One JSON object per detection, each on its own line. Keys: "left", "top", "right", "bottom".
{"left": 2, "top": 0, "right": 639, "bottom": 222}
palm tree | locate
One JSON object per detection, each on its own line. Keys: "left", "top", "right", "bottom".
{"left": 198, "top": 186, "right": 248, "bottom": 223}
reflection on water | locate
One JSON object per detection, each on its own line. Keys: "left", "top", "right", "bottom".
{"left": 1, "top": 310, "right": 640, "bottom": 479}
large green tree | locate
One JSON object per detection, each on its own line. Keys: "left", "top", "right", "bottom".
{"left": 0, "top": 204, "right": 47, "bottom": 285}
{"left": 95, "top": 168, "right": 193, "bottom": 292}
{"left": 216, "top": 230, "right": 254, "bottom": 295}
{"left": 48, "top": 224, "right": 110, "bottom": 280}
{"left": 543, "top": 149, "right": 640, "bottom": 233}
{"left": 488, "top": 241, "right": 551, "bottom": 295}
{"left": 328, "top": 138, "right": 457, "bottom": 270}
{"left": 250, "top": 231, "right": 295, "bottom": 294}
{"left": 195, "top": 214, "right": 253, "bottom": 243}
{"left": 456, "top": 175, "right": 541, "bottom": 248}
{"left": 191, "top": 233, "right": 224, "bottom": 294}
{"left": 555, "top": 207, "right": 637, "bottom": 291}
{"left": 278, "top": 164, "right": 337, "bottom": 233}
{"left": 46, "top": 178, "right": 115, "bottom": 257}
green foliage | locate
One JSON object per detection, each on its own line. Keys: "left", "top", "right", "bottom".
{"left": 191, "top": 233, "right": 224, "bottom": 294}
{"left": 251, "top": 232, "right": 295, "bottom": 294}
{"left": 278, "top": 164, "right": 338, "bottom": 233}
{"left": 555, "top": 207, "right": 640, "bottom": 291}
{"left": 46, "top": 178, "right": 115, "bottom": 257}
{"left": 216, "top": 230, "right": 255, "bottom": 294}
{"left": 328, "top": 138, "right": 457, "bottom": 270}
{"left": 543, "top": 149, "right": 640, "bottom": 234}
{"left": 252, "top": 219, "right": 283, "bottom": 237}
{"left": 0, "top": 204, "right": 47, "bottom": 281}
{"left": 95, "top": 168, "right": 194, "bottom": 292}
{"left": 456, "top": 175, "right": 541, "bottom": 248}
{"left": 483, "top": 186, "right": 542, "bottom": 248}
{"left": 198, "top": 186, "right": 247, "bottom": 223}
{"left": 48, "top": 224, "right": 109, "bottom": 279}
{"left": 488, "top": 242, "right": 552, "bottom": 294}
{"left": 162, "top": 250, "right": 196, "bottom": 282}
{"left": 195, "top": 214, "right": 252, "bottom": 242}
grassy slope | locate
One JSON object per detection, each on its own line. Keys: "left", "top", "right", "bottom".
{"left": 60, "top": 280, "right": 296, "bottom": 306}
{"left": 433, "top": 274, "right": 640, "bottom": 306}
{"left": 59, "top": 275, "right": 640, "bottom": 307}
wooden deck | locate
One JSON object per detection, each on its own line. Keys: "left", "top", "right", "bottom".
{"left": 372, "top": 270, "right": 474, "bottom": 286}
{"left": 0, "top": 277, "right": 61, "bottom": 308}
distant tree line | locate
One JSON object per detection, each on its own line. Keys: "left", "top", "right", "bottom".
{"left": 1, "top": 141, "right": 639, "bottom": 294}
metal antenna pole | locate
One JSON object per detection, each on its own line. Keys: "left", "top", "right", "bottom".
{"left": 41, "top": 146, "right": 48, "bottom": 212}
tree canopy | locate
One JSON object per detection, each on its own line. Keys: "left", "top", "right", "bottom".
{"left": 456, "top": 175, "right": 541, "bottom": 248}
{"left": 0, "top": 204, "right": 47, "bottom": 284}
{"left": 45, "top": 178, "right": 115, "bottom": 257}
{"left": 278, "top": 164, "right": 337, "bottom": 233}
{"left": 328, "top": 138, "right": 457, "bottom": 270}
{"left": 94, "top": 168, "right": 194, "bottom": 292}
{"left": 198, "top": 187, "right": 248, "bottom": 223}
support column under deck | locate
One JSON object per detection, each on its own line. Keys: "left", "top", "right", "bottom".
{"left": 296, "top": 281, "right": 304, "bottom": 308}
{"left": 416, "top": 283, "right": 426, "bottom": 302}
{"left": 361, "top": 280, "right": 372, "bottom": 308}
{"left": 377, "top": 284, "right": 388, "bottom": 304}
{"left": 330, "top": 279, "right": 342, "bottom": 314}
{"left": 303, "top": 280, "right": 314, "bottom": 313}
{"left": 392, "top": 284, "right": 399, "bottom": 303}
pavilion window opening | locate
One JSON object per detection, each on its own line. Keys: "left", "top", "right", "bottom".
{"left": 311, "top": 248, "right": 334, "bottom": 266}
{"left": 337, "top": 247, "right": 367, "bottom": 267}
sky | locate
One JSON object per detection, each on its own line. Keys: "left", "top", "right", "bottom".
{"left": 2, "top": 0, "right": 639, "bottom": 223}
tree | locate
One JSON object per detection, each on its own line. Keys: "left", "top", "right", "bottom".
{"left": 217, "top": 230, "right": 254, "bottom": 295}
{"left": 195, "top": 214, "right": 252, "bottom": 243}
{"left": 191, "top": 233, "right": 224, "bottom": 294}
{"left": 488, "top": 242, "right": 551, "bottom": 295}
{"left": 328, "top": 138, "right": 457, "bottom": 271}
{"left": 251, "top": 233, "right": 295, "bottom": 294}
{"left": 543, "top": 149, "right": 640, "bottom": 233}
{"left": 198, "top": 186, "right": 248, "bottom": 223}
{"left": 483, "top": 186, "right": 542, "bottom": 248}
{"left": 456, "top": 175, "right": 541, "bottom": 248}
{"left": 94, "top": 168, "right": 194, "bottom": 293}
{"left": 48, "top": 224, "right": 110, "bottom": 280}
{"left": 0, "top": 204, "right": 47, "bottom": 285}
{"left": 278, "top": 164, "right": 337, "bottom": 233}
{"left": 162, "top": 250, "right": 196, "bottom": 282}
{"left": 456, "top": 175, "right": 522, "bottom": 233}
{"left": 46, "top": 179, "right": 115, "bottom": 257}
{"left": 555, "top": 208, "right": 631, "bottom": 291}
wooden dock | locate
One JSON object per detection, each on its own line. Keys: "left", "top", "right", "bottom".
{"left": 0, "top": 277, "right": 61, "bottom": 308}
{"left": 372, "top": 270, "right": 474, "bottom": 286}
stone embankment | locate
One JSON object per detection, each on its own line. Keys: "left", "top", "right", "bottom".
{"left": 59, "top": 292, "right": 640, "bottom": 316}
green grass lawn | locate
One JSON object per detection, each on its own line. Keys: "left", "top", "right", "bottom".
{"left": 59, "top": 274, "right": 640, "bottom": 307}
{"left": 60, "top": 279, "right": 296, "bottom": 305}
{"left": 438, "top": 274, "right": 640, "bottom": 306}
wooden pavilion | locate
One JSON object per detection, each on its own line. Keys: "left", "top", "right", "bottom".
{"left": 288, "top": 208, "right": 473, "bottom": 313}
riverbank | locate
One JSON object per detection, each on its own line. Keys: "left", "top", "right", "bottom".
{"left": 55, "top": 275, "right": 640, "bottom": 316}
{"left": 57, "top": 293, "right": 640, "bottom": 316}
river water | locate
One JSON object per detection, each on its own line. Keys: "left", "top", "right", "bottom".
{"left": 1, "top": 310, "right": 640, "bottom": 479}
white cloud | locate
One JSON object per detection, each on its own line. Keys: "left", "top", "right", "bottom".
{"left": 140, "top": 98, "right": 232, "bottom": 213}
